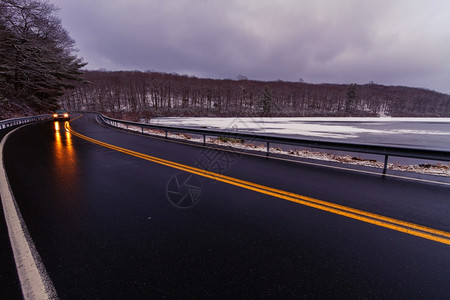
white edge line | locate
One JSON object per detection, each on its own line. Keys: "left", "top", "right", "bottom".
{"left": 0, "top": 125, "right": 58, "bottom": 300}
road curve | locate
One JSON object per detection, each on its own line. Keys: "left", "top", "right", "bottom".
{"left": 2, "top": 113, "right": 450, "bottom": 298}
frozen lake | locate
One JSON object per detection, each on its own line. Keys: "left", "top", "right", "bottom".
{"left": 151, "top": 117, "right": 450, "bottom": 151}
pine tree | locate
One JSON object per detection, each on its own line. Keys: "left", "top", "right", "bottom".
{"left": 261, "top": 86, "right": 272, "bottom": 116}
{"left": 345, "top": 83, "right": 357, "bottom": 114}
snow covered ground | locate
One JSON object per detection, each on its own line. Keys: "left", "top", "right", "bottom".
{"left": 150, "top": 117, "right": 450, "bottom": 150}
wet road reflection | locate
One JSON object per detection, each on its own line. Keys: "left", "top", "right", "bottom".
{"left": 53, "top": 121, "right": 79, "bottom": 193}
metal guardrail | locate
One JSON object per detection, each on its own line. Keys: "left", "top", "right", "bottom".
{"left": 0, "top": 115, "right": 51, "bottom": 130}
{"left": 97, "top": 113, "right": 450, "bottom": 175}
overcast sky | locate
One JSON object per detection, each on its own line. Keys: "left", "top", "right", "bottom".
{"left": 51, "top": 0, "right": 450, "bottom": 94}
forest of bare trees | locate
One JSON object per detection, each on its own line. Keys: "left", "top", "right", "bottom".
{"left": 60, "top": 70, "right": 450, "bottom": 120}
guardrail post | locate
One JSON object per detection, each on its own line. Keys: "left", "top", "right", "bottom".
{"left": 141, "top": 126, "right": 144, "bottom": 133}
{"left": 165, "top": 130, "right": 168, "bottom": 139}
{"left": 383, "top": 155, "right": 389, "bottom": 175}
{"left": 203, "top": 134, "right": 206, "bottom": 146}
{"left": 266, "top": 142, "right": 270, "bottom": 156}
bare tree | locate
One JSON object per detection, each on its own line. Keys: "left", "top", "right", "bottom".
{"left": 0, "top": 0, "right": 86, "bottom": 109}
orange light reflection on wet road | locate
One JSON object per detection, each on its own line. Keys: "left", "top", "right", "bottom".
{"left": 53, "top": 121, "right": 78, "bottom": 193}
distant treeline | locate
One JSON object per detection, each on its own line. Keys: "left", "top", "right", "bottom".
{"left": 60, "top": 70, "right": 450, "bottom": 120}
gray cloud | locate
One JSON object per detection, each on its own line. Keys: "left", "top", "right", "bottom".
{"left": 52, "top": 0, "right": 450, "bottom": 93}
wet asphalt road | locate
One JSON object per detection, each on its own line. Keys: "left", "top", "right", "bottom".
{"left": 1, "top": 113, "right": 450, "bottom": 298}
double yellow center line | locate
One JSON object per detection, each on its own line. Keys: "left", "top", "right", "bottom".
{"left": 66, "top": 122, "right": 450, "bottom": 246}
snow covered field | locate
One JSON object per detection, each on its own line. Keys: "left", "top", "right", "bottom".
{"left": 150, "top": 117, "right": 450, "bottom": 150}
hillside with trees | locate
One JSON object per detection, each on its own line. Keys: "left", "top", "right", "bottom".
{"left": 0, "top": 0, "right": 86, "bottom": 119}
{"left": 60, "top": 70, "right": 450, "bottom": 120}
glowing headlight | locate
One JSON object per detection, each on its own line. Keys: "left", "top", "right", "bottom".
{"left": 64, "top": 113, "right": 69, "bottom": 118}
{"left": 53, "top": 114, "right": 58, "bottom": 118}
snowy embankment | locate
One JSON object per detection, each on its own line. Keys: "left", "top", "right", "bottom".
{"left": 116, "top": 119, "right": 450, "bottom": 177}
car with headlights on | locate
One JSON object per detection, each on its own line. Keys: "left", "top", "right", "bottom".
{"left": 53, "top": 110, "right": 70, "bottom": 121}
